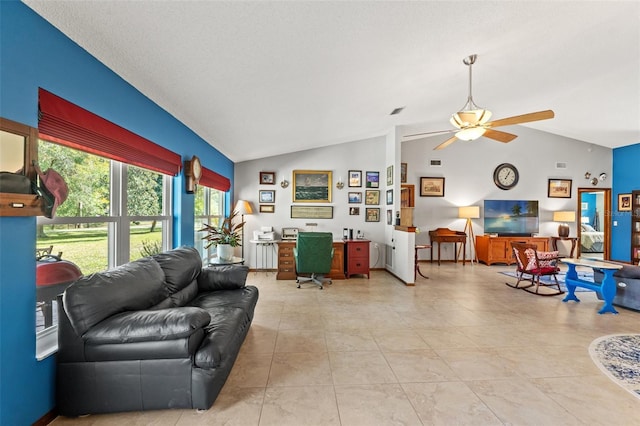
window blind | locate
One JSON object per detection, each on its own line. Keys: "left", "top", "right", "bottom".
{"left": 199, "top": 167, "right": 231, "bottom": 192}
{"left": 38, "top": 88, "right": 182, "bottom": 176}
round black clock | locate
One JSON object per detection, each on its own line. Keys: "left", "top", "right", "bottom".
{"left": 493, "top": 163, "right": 519, "bottom": 190}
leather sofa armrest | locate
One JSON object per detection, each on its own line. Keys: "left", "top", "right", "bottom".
{"left": 83, "top": 307, "right": 210, "bottom": 345}
{"left": 198, "top": 265, "right": 249, "bottom": 291}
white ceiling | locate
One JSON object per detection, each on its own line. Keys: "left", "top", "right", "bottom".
{"left": 24, "top": 1, "right": 640, "bottom": 163}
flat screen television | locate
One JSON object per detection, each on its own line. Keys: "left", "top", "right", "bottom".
{"left": 484, "top": 200, "right": 539, "bottom": 236}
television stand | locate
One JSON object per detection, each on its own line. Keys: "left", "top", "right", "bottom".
{"left": 476, "top": 235, "right": 549, "bottom": 265}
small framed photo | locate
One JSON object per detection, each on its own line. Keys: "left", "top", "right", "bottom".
{"left": 365, "top": 207, "right": 380, "bottom": 222}
{"left": 386, "top": 209, "right": 393, "bottom": 225}
{"left": 400, "top": 163, "right": 407, "bottom": 183}
{"left": 386, "top": 165, "right": 393, "bottom": 185}
{"left": 260, "top": 171, "right": 275, "bottom": 185}
{"left": 581, "top": 202, "right": 589, "bottom": 210}
{"left": 348, "top": 192, "right": 362, "bottom": 203}
{"left": 420, "top": 177, "right": 445, "bottom": 197}
{"left": 365, "top": 189, "right": 380, "bottom": 205}
{"left": 547, "top": 179, "right": 572, "bottom": 198}
{"left": 259, "top": 190, "right": 275, "bottom": 203}
{"left": 619, "top": 193, "right": 632, "bottom": 211}
{"left": 348, "top": 170, "right": 362, "bottom": 187}
{"left": 259, "top": 204, "right": 275, "bottom": 213}
{"left": 349, "top": 206, "right": 360, "bottom": 216}
{"left": 366, "top": 171, "right": 379, "bottom": 188}
{"left": 386, "top": 189, "right": 393, "bottom": 205}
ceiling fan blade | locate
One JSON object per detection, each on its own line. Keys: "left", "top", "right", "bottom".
{"left": 403, "top": 129, "right": 455, "bottom": 140}
{"left": 433, "top": 135, "right": 458, "bottom": 150}
{"left": 483, "top": 129, "right": 518, "bottom": 143}
{"left": 487, "top": 110, "right": 555, "bottom": 128}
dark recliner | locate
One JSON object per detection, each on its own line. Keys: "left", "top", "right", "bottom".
{"left": 294, "top": 232, "right": 334, "bottom": 289}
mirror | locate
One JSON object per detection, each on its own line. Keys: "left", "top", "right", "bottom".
{"left": 0, "top": 129, "right": 26, "bottom": 173}
{"left": 577, "top": 187, "right": 611, "bottom": 260}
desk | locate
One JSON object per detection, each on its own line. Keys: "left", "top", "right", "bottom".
{"left": 415, "top": 244, "right": 431, "bottom": 279}
{"left": 250, "top": 239, "right": 279, "bottom": 273}
{"left": 561, "top": 258, "right": 623, "bottom": 314}
{"left": 551, "top": 236, "right": 578, "bottom": 258}
{"left": 208, "top": 256, "right": 244, "bottom": 266}
{"left": 428, "top": 228, "right": 466, "bottom": 265}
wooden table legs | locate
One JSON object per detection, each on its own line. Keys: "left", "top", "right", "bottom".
{"left": 415, "top": 244, "right": 431, "bottom": 280}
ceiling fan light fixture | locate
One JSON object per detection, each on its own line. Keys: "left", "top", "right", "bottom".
{"left": 450, "top": 109, "right": 492, "bottom": 128}
{"left": 455, "top": 127, "right": 486, "bottom": 141}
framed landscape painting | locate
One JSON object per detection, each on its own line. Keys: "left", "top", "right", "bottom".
{"left": 366, "top": 171, "right": 379, "bottom": 188}
{"left": 292, "top": 170, "right": 332, "bottom": 203}
{"left": 420, "top": 177, "right": 445, "bottom": 197}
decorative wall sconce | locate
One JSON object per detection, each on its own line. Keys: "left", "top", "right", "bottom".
{"left": 599, "top": 172, "right": 607, "bottom": 181}
{"left": 336, "top": 177, "right": 345, "bottom": 190}
{"left": 280, "top": 178, "right": 289, "bottom": 188}
{"left": 584, "top": 172, "right": 591, "bottom": 179}
{"left": 586, "top": 172, "right": 607, "bottom": 186}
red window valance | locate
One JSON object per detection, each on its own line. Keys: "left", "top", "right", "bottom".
{"left": 199, "top": 167, "right": 231, "bottom": 192}
{"left": 38, "top": 88, "right": 182, "bottom": 176}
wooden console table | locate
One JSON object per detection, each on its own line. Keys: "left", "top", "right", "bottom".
{"left": 550, "top": 236, "right": 578, "bottom": 258}
{"left": 561, "top": 258, "right": 623, "bottom": 314}
{"left": 476, "top": 235, "right": 549, "bottom": 265}
{"left": 428, "top": 228, "right": 466, "bottom": 265}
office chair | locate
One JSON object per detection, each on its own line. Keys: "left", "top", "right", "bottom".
{"left": 294, "top": 232, "right": 334, "bottom": 289}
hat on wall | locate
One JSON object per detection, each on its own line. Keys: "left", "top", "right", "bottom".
{"left": 34, "top": 165, "right": 68, "bottom": 218}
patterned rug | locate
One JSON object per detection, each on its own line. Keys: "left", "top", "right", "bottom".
{"left": 500, "top": 271, "right": 594, "bottom": 292}
{"left": 589, "top": 334, "right": 640, "bottom": 399}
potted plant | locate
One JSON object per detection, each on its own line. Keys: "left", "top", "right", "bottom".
{"left": 201, "top": 210, "right": 245, "bottom": 260}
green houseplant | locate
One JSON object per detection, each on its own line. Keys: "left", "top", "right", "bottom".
{"left": 201, "top": 210, "right": 245, "bottom": 259}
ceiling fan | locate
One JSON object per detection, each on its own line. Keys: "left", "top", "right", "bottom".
{"left": 404, "top": 54, "right": 554, "bottom": 150}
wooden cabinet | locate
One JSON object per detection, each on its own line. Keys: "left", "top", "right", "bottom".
{"left": 476, "top": 235, "right": 549, "bottom": 265}
{"left": 276, "top": 240, "right": 345, "bottom": 280}
{"left": 631, "top": 190, "right": 640, "bottom": 264}
{"left": 345, "top": 239, "right": 370, "bottom": 278}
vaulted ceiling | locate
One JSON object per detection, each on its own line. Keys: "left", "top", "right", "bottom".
{"left": 24, "top": 1, "right": 640, "bottom": 162}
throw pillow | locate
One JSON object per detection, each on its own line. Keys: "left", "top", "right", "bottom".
{"left": 524, "top": 248, "right": 559, "bottom": 270}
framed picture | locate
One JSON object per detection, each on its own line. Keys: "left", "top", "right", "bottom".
{"left": 349, "top": 206, "right": 360, "bottom": 216}
{"left": 292, "top": 170, "right": 332, "bottom": 203}
{"left": 290, "top": 205, "right": 333, "bottom": 219}
{"left": 348, "top": 191, "right": 362, "bottom": 203}
{"left": 259, "top": 204, "right": 274, "bottom": 213}
{"left": 386, "top": 189, "right": 393, "bottom": 205}
{"left": 581, "top": 202, "right": 589, "bottom": 210}
{"left": 386, "top": 165, "right": 393, "bottom": 185}
{"left": 365, "top": 189, "right": 380, "bottom": 205}
{"left": 400, "top": 163, "right": 407, "bottom": 183}
{"left": 619, "top": 193, "right": 632, "bottom": 211}
{"left": 259, "top": 190, "right": 275, "bottom": 203}
{"left": 365, "top": 208, "right": 380, "bottom": 222}
{"left": 386, "top": 209, "right": 392, "bottom": 225}
{"left": 366, "top": 171, "right": 379, "bottom": 188}
{"left": 260, "top": 171, "right": 275, "bottom": 185}
{"left": 348, "top": 170, "right": 362, "bottom": 187}
{"left": 420, "top": 177, "right": 445, "bottom": 197}
{"left": 547, "top": 179, "right": 572, "bottom": 198}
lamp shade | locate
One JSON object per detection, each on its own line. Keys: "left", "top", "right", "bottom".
{"left": 553, "top": 211, "right": 576, "bottom": 223}
{"left": 458, "top": 206, "right": 480, "bottom": 219}
{"left": 234, "top": 200, "right": 253, "bottom": 215}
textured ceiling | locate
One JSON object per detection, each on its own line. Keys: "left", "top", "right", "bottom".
{"left": 23, "top": 1, "right": 640, "bottom": 162}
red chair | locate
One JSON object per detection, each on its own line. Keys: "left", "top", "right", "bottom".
{"left": 507, "top": 242, "right": 563, "bottom": 296}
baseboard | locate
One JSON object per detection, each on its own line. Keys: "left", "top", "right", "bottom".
{"left": 33, "top": 408, "right": 57, "bottom": 426}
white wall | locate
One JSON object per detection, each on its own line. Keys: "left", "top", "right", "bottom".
{"left": 235, "top": 126, "right": 612, "bottom": 268}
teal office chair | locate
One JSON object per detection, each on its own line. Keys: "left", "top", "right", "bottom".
{"left": 294, "top": 232, "right": 334, "bottom": 289}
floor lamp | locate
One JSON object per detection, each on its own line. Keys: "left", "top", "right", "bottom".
{"left": 234, "top": 200, "right": 253, "bottom": 260}
{"left": 458, "top": 206, "right": 480, "bottom": 264}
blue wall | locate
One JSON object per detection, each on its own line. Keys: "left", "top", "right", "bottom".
{"left": 611, "top": 143, "right": 640, "bottom": 261}
{"left": 0, "top": 2, "right": 234, "bottom": 424}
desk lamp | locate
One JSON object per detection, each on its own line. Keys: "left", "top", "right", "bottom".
{"left": 234, "top": 200, "right": 253, "bottom": 259}
{"left": 553, "top": 211, "right": 575, "bottom": 237}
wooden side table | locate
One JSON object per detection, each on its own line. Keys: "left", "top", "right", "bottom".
{"left": 550, "top": 236, "right": 578, "bottom": 258}
{"left": 415, "top": 245, "right": 431, "bottom": 280}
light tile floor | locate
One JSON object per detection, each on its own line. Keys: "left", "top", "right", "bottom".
{"left": 52, "top": 263, "right": 640, "bottom": 425}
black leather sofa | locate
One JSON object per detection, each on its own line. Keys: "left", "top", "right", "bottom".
{"left": 56, "top": 246, "right": 259, "bottom": 416}
{"left": 594, "top": 262, "right": 640, "bottom": 312}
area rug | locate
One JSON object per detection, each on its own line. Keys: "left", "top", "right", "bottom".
{"left": 589, "top": 334, "right": 640, "bottom": 399}
{"left": 500, "top": 271, "right": 594, "bottom": 292}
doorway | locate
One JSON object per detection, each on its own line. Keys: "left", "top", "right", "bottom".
{"left": 577, "top": 187, "right": 611, "bottom": 260}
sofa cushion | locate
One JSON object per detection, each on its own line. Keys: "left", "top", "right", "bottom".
{"left": 194, "top": 306, "right": 248, "bottom": 369}
{"left": 153, "top": 246, "right": 202, "bottom": 296}
{"left": 63, "top": 257, "right": 168, "bottom": 336}
{"left": 198, "top": 265, "right": 249, "bottom": 292}
{"left": 84, "top": 307, "right": 210, "bottom": 344}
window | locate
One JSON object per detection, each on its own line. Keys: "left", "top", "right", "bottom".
{"left": 194, "top": 184, "right": 225, "bottom": 263}
{"left": 35, "top": 141, "right": 172, "bottom": 337}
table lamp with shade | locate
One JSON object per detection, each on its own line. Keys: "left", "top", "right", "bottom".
{"left": 233, "top": 200, "right": 253, "bottom": 259}
{"left": 553, "top": 211, "right": 575, "bottom": 237}
{"left": 458, "top": 205, "right": 480, "bottom": 263}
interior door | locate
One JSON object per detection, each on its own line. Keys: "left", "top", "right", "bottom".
{"left": 577, "top": 187, "right": 611, "bottom": 260}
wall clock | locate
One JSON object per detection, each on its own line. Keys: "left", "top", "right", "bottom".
{"left": 493, "top": 163, "right": 519, "bottom": 190}
{"left": 185, "top": 155, "right": 202, "bottom": 193}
